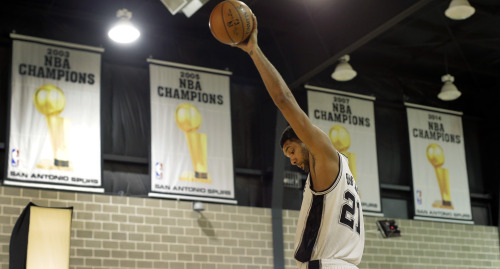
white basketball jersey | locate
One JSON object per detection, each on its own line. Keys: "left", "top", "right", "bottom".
{"left": 294, "top": 152, "right": 365, "bottom": 268}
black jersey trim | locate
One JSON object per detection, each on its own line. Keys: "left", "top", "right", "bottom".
{"left": 311, "top": 151, "right": 343, "bottom": 196}
{"left": 294, "top": 194, "right": 325, "bottom": 262}
{"left": 309, "top": 260, "right": 321, "bottom": 269}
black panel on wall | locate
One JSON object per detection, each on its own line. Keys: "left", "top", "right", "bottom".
{"left": 374, "top": 104, "right": 412, "bottom": 186}
{"left": 230, "top": 81, "right": 269, "bottom": 170}
{"left": 463, "top": 117, "right": 487, "bottom": 194}
{"left": 101, "top": 62, "right": 150, "bottom": 158}
{"left": 0, "top": 46, "right": 10, "bottom": 144}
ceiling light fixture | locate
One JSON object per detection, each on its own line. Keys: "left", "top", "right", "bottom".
{"left": 331, "top": 54, "right": 357, "bottom": 81}
{"left": 108, "top": 9, "right": 140, "bottom": 44}
{"left": 445, "top": 0, "right": 475, "bottom": 20}
{"left": 438, "top": 74, "right": 462, "bottom": 101}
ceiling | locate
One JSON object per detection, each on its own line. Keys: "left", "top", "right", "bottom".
{"left": 1, "top": 0, "right": 500, "bottom": 118}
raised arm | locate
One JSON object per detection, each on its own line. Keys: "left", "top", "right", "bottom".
{"left": 247, "top": 46, "right": 330, "bottom": 154}
{"left": 236, "top": 16, "right": 339, "bottom": 190}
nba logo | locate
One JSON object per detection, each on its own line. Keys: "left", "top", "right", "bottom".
{"left": 11, "top": 149, "right": 20, "bottom": 168}
{"left": 416, "top": 190, "right": 422, "bottom": 205}
{"left": 155, "top": 162, "right": 163, "bottom": 180}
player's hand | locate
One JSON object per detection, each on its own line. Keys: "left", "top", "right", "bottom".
{"left": 233, "top": 14, "right": 258, "bottom": 54}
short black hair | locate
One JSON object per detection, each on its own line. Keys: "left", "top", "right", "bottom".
{"left": 280, "top": 126, "right": 300, "bottom": 148}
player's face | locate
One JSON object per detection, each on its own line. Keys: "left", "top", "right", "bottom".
{"left": 282, "top": 140, "right": 310, "bottom": 172}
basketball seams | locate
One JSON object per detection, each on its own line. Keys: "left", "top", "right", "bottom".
{"left": 221, "top": 2, "right": 237, "bottom": 44}
{"left": 209, "top": 5, "right": 225, "bottom": 43}
{"left": 226, "top": 1, "right": 244, "bottom": 44}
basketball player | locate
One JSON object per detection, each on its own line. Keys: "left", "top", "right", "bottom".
{"left": 235, "top": 16, "right": 365, "bottom": 269}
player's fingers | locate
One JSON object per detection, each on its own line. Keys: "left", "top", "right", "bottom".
{"left": 251, "top": 14, "right": 257, "bottom": 33}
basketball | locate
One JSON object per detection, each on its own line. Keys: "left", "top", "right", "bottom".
{"left": 209, "top": 0, "right": 254, "bottom": 45}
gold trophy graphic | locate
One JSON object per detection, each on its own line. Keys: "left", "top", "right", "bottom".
{"left": 175, "top": 103, "right": 211, "bottom": 183}
{"left": 329, "top": 125, "right": 357, "bottom": 181}
{"left": 33, "top": 84, "right": 72, "bottom": 170}
{"left": 426, "top": 143, "right": 453, "bottom": 209}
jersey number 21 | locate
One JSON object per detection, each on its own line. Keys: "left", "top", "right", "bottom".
{"left": 339, "top": 190, "right": 361, "bottom": 235}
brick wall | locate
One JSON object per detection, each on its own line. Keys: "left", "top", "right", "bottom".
{"left": 1, "top": 186, "right": 499, "bottom": 269}
{"left": 283, "top": 211, "right": 500, "bottom": 269}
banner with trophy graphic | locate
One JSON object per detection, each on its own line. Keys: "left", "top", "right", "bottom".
{"left": 305, "top": 85, "right": 382, "bottom": 215}
{"left": 6, "top": 34, "right": 104, "bottom": 192}
{"left": 148, "top": 59, "right": 235, "bottom": 204}
{"left": 406, "top": 103, "right": 472, "bottom": 224}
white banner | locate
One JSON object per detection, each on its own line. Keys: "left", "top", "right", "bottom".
{"left": 306, "top": 85, "right": 381, "bottom": 214}
{"left": 148, "top": 59, "right": 235, "bottom": 203}
{"left": 406, "top": 103, "right": 472, "bottom": 223}
{"left": 6, "top": 34, "right": 103, "bottom": 192}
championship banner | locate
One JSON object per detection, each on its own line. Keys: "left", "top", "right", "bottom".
{"left": 5, "top": 34, "right": 104, "bottom": 192}
{"left": 148, "top": 59, "right": 236, "bottom": 204}
{"left": 305, "top": 85, "right": 382, "bottom": 215}
{"left": 406, "top": 103, "right": 472, "bottom": 224}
